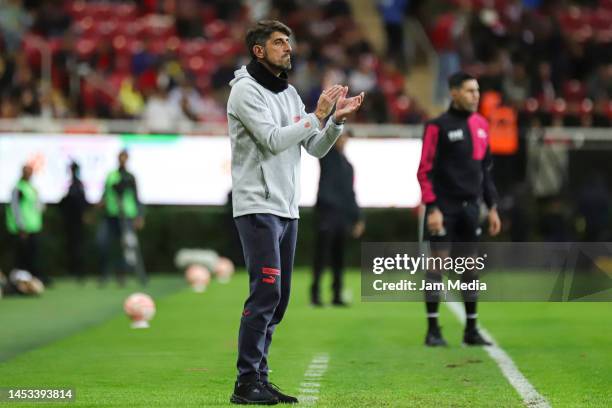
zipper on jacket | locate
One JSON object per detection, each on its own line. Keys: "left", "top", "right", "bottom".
{"left": 260, "top": 165, "right": 270, "bottom": 199}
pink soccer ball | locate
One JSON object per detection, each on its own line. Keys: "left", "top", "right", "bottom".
{"left": 123, "top": 293, "right": 156, "bottom": 328}
{"left": 185, "top": 264, "right": 211, "bottom": 292}
{"left": 215, "top": 257, "right": 235, "bottom": 284}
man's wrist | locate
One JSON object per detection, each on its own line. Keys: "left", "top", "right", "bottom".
{"left": 332, "top": 115, "right": 346, "bottom": 125}
{"left": 314, "top": 110, "right": 326, "bottom": 121}
{"left": 314, "top": 111, "right": 327, "bottom": 128}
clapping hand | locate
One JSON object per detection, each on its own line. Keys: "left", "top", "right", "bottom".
{"left": 314, "top": 85, "right": 344, "bottom": 124}
{"left": 333, "top": 87, "right": 365, "bottom": 123}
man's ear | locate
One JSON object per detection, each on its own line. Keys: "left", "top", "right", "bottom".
{"left": 253, "top": 45, "right": 264, "bottom": 59}
{"left": 449, "top": 88, "right": 458, "bottom": 99}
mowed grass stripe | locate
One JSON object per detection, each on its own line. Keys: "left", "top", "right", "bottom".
{"left": 5, "top": 271, "right": 605, "bottom": 407}
{"left": 247, "top": 272, "right": 524, "bottom": 407}
{"left": 481, "top": 302, "right": 612, "bottom": 407}
{"left": 0, "top": 276, "right": 185, "bottom": 362}
{"left": 446, "top": 301, "right": 551, "bottom": 408}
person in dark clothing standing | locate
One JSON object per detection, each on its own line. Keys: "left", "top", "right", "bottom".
{"left": 59, "top": 161, "right": 89, "bottom": 283}
{"left": 97, "top": 150, "right": 146, "bottom": 286}
{"left": 311, "top": 129, "right": 364, "bottom": 306}
{"left": 5, "top": 164, "right": 49, "bottom": 285}
{"left": 417, "top": 72, "right": 501, "bottom": 347}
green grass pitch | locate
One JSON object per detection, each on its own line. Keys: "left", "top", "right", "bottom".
{"left": 0, "top": 271, "right": 610, "bottom": 407}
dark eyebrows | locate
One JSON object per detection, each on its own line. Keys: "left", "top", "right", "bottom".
{"left": 271, "top": 35, "right": 290, "bottom": 44}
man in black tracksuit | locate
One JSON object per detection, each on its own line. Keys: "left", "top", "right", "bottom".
{"left": 417, "top": 72, "right": 501, "bottom": 347}
{"left": 311, "top": 130, "right": 364, "bottom": 306}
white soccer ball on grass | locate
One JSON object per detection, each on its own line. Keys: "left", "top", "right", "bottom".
{"left": 124, "top": 293, "right": 156, "bottom": 329}
{"left": 214, "top": 257, "right": 235, "bottom": 284}
{"left": 185, "top": 264, "right": 211, "bottom": 293}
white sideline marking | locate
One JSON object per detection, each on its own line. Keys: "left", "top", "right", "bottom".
{"left": 297, "top": 353, "right": 329, "bottom": 405}
{"left": 446, "top": 302, "right": 551, "bottom": 408}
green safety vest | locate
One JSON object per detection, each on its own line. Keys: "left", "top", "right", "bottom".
{"left": 6, "top": 179, "right": 42, "bottom": 234}
{"left": 104, "top": 170, "right": 139, "bottom": 219}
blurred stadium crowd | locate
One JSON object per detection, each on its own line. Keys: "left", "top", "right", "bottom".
{"left": 428, "top": 0, "right": 612, "bottom": 127}
{"left": 0, "top": 0, "right": 609, "bottom": 128}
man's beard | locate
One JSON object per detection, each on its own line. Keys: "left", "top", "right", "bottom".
{"left": 264, "top": 53, "right": 291, "bottom": 71}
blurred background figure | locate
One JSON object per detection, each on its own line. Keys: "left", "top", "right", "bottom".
{"left": 59, "top": 161, "right": 90, "bottom": 283}
{"left": 142, "top": 83, "right": 195, "bottom": 134}
{"left": 377, "top": 0, "right": 410, "bottom": 70}
{"left": 311, "top": 130, "right": 364, "bottom": 307}
{"left": 0, "top": 268, "right": 44, "bottom": 297}
{"left": 5, "top": 164, "right": 49, "bottom": 285}
{"left": 97, "top": 150, "right": 146, "bottom": 287}
{"left": 576, "top": 172, "right": 610, "bottom": 242}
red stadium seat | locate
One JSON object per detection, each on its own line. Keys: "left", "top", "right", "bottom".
{"left": 97, "top": 21, "right": 118, "bottom": 39}
{"left": 115, "top": 19, "right": 145, "bottom": 38}
{"left": 205, "top": 20, "right": 230, "bottom": 40}
{"left": 187, "top": 55, "right": 215, "bottom": 78}
{"left": 592, "top": 9, "right": 612, "bottom": 43}
{"left": 75, "top": 16, "right": 97, "bottom": 37}
{"left": 76, "top": 38, "right": 97, "bottom": 60}
{"left": 148, "top": 38, "right": 178, "bottom": 55}
{"left": 115, "top": 3, "right": 138, "bottom": 21}
{"left": 21, "top": 34, "right": 45, "bottom": 68}
{"left": 601, "top": 0, "right": 612, "bottom": 11}
{"left": 201, "top": 5, "right": 217, "bottom": 24}
{"left": 112, "top": 35, "right": 129, "bottom": 53}
{"left": 68, "top": 1, "right": 87, "bottom": 19}
{"left": 179, "top": 39, "right": 208, "bottom": 58}
{"left": 140, "top": 15, "right": 176, "bottom": 39}
{"left": 89, "top": 3, "right": 113, "bottom": 21}
{"left": 558, "top": 6, "right": 590, "bottom": 31}
{"left": 388, "top": 94, "right": 413, "bottom": 123}
{"left": 47, "top": 37, "right": 63, "bottom": 55}
{"left": 550, "top": 98, "right": 567, "bottom": 117}
{"left": 209, "top": 39, "right": 239, "bottom": 58}
{"left": 563, "top": 80, "right": 586, "bottom": 102}
{"left": 579, "top": 98, "right": 594, "bottom": 117}
{"left": 559, "top": 7, "right": 593, "bottom": 42}
{"left": 165, "top": 36, "right": 181, "bottom": 53}
{"left": 112, "top": 35, "right": 144, "bottom": 56}
{"left": 524, "top": 97, "right": 540, "bottom": 114}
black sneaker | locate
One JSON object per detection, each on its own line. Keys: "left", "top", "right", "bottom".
{"left": 463, "top": 329, "right": 493, "bottom": 346}
{"left": 425, "top": 327, "right": 448, "bottom": 347}
{"left": 230, "top": 380, "right": 278, "bottom": 405}
{"left": 331, "top": 300, "right": 349, "bottom": 307}
{"left": 261, "top": 382, "right": 298, "bottom": 404}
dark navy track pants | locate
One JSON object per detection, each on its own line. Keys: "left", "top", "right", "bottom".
{"left": 234, "top": 213, "right": 298, "bottom": 382}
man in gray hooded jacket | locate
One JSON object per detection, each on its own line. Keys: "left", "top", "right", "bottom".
{"left": 227, "top": 20, "right": 364, "bottom": 405}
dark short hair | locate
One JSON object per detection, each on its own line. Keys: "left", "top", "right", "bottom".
{"left": 245, "top": 20, "right": 292, "bottom": 59}
{"left": 448, "top": 72, "right": 476, "bottom": 89}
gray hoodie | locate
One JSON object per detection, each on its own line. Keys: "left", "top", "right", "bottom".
{"left": 227, "top": 65, "right": 344, "bottom": 219}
